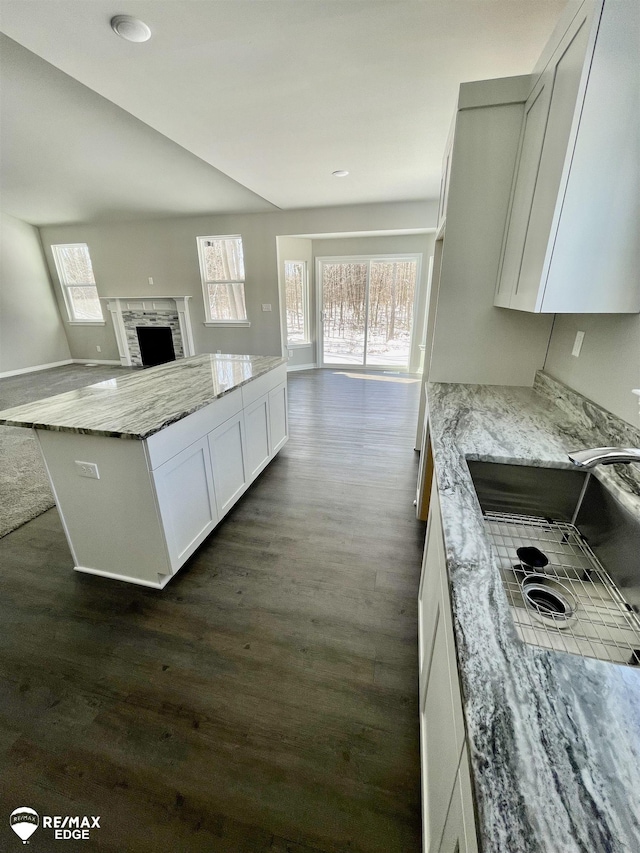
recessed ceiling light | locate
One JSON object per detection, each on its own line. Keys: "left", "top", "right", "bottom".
{"left": 332, "top": 170, "right": 349, "bottom": 177}
{"left": 110, "top": 15, "right": 152, "bottom": 43}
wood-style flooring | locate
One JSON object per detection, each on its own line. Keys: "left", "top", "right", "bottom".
{"left": 0, "top": 367, "right": 425, "bottom": 853}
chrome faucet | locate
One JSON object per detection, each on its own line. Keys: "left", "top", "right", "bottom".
{"left": 568, "top": 447, "right": 640, "bottom": 468}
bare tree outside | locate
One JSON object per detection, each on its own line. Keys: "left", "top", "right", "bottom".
{"left": 284, "top": 261, "right": 308, "bottom": 343}
{"left": 199, "top": 236, "right": 247, "bottom": 321}
{"left": 321, "top": 258, "right": 418, "bottom": 367}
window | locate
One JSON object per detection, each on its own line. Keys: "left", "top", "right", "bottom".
{"left": 197, "top": 235, "right": 248, "bottom": 323}
{"left": 284, "top": 260, "right": 309, "bottom": 345}
{"left": 51, "top": 243, "right": 103, "bottom": 322}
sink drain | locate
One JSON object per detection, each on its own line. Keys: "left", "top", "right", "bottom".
{"left": 521, "top": 574, "right": 577, "bottom": 629}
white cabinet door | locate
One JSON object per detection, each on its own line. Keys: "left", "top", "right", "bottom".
{"left": 439, "top": 748, "right": 479, "bottom": 853}
{"left": 419, "top": 482, "right": 468, "bottom": 853}
{"left": 268, "top": 381, "right": 288, "bottom": 455}
{"left": 420, "top": 610, "right": 462, "bottom": 853}
{"left": 244, "top": 393, "right": 271, "bottom": 480}
{"left": 512, "top": 10, "right": 590, "bottom": 312}
{"left": 494, "top": 75, "right": 553, "bottom": 308}
{"left": 541, "top": 0, "right": 640, "bottom": 313}
{"left": 208, "top": 413, "right": 248, "bottom": 519}
{"left": 496, "top": 7, "right": 591, "bottom": 311}
{"left": 437, "top": 131, "right": 454, "bottom": 230}
{"left": 153, "top": 435, "right": 218, "bottom": 571}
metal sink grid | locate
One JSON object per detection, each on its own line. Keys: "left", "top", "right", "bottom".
{"left": 483, "top": 511, "right": 640, "bottom": 667}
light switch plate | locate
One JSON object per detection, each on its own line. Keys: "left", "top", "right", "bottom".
{"left": 75, "top": 461, "right": 100, "bottom": 479}
{"left": 572, "top": 331, "right": 585, "bottom": 358}
{"left": 261, "top": 303, "right": 272, "bottom": 312}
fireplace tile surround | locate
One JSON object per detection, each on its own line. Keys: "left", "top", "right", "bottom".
{"left": 105, "top": 297, "right": 195, "bottom": 367}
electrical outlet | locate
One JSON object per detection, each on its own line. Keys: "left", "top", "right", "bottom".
{"left": 96, "top": 345, "right": 101, "bottom": 353}
{"left": 75, "top": 461, "right": 100, "bottom": 480}
{"left": 572, "top": 331, "right": 585, "bottom": 358}
{"left": 261, "top": 303, "right": 272, "bottom": 312}
{"left": 288, "top": 349, "right": 293, "bottom": 358}
{"left": 148, "top": 277, "right": 154, "bottom": 285}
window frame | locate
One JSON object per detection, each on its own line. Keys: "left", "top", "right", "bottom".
{"left": 283, "top": 259, "right": 310, "bottom": 347}
{"left": 196, "top": 234, "right": 250, "bottom": 327}
{"left": 50, "top": 242, "right": 104, "bottom": 324}
{"left": 314, "top": 252, "right": 423, "bottom": 370}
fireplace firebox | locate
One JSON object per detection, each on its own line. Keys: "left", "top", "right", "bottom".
{"left": 136, "top": 326, "right": 176, "bottom": 367}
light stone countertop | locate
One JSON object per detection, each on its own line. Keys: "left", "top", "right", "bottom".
{"left": 0, "top": 354, "right": 286, "bottom": 439}
{"left": 427, "top": 371, "right": 640, "bottom": 853}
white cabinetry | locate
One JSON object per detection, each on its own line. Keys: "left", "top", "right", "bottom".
{"left": 154, "top": 436, "right": 218, "bottom": 571}
{"left": 436, "top": 124, "right": 454, "bottom": 231}
{"left": 243, "top": 394, "right": 271, "bottom": 481}
{"left": 268, "top": 382, "right": 288, "bottom": 455}
{"left": 440, "top": 748, "right": 479, "bottom": 853}
{"left": 36, "top": 363, "right": 288, "bottom": 589}
{"left": 496, "top": 0, "right": 639, "bottom": 313}
{"left": 418, "top": 479, "right": 478, "bottom": 853}
{"left": 208, "top": 412, "right": 248, "bottom": 518}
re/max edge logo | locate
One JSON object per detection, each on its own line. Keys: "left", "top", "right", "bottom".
{"left": 10, "top": 807, "right": 101, "bottom": 843}
{"left": 43, "top": 815, "right": 101, "bottom": 839}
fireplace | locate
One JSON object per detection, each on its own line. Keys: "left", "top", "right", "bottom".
{"left": 136, "top": 326, "right": 176, "bottom": 367}
{"left": 104, "top": 297, "right": 194, "bottom": 367}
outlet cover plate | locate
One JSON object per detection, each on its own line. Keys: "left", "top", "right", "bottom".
{"left": 75, "top": 461, "right": 100, "bottom": 479}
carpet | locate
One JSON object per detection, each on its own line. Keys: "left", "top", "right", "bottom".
{"left": 0, "top": 363, "right": 133, "bottom": 538}
{"left": 0, "top": 426, "right": 55, "bottom": 537}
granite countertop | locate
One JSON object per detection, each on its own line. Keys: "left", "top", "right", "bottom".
{"left": 427, "top": 371, "right": 640, "bottom": 853}
{"left": 0, "top": 354, "right": 286, "bottom": 440}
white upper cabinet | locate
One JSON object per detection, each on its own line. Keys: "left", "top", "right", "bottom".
{"left": 436, "top": 122, "right": 454, "bottom": 233}
{"left": 495, "top": 0, "right": 639, "bottom": 313}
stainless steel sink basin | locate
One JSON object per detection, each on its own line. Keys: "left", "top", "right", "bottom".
{"left": 468, "top": 461, "right": 640, "bottom": 667}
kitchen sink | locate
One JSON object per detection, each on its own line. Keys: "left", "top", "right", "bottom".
{"left": 468, "top": 461, "right": 640, "bottom": 667}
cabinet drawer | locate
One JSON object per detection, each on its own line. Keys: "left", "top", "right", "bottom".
{"left": 146, "top": 387, "right": 242, "bottom": 470}
{"left": 241, "top": 364, "right": 287, "bottom": 408}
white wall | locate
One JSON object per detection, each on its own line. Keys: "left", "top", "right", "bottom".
{"left": 428, "top": 90, "right": 554, "bottom": 386}
{"left": 0, "top": 212, "right": 71, "bottom": 374}
{"left": 544, "top": 314, "right": 640, "bottom": 426}
{"left": 39, "top": 201, "right": 435, "bottom": 362}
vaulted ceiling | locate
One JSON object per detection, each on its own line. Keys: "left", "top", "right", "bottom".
{"left": 0, "top": 0, "right": 571, "bottom": 226}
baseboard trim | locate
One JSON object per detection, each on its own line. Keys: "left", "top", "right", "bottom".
{"left": 287, "top": 363, "right": 316, "bottom": 372}
{"left": 72, "top": 359, "right": 122, "bottom": 366}
{"left": 0, "top": 359, "right": 73, "bottom": 379}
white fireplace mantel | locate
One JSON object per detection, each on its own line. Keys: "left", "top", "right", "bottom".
{"left": 104, "top": 296, "right": 195, "bottom": 367}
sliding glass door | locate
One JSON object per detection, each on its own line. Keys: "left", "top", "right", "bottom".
{"left": 318, "top": 255, "right": 420, "bottom": 369}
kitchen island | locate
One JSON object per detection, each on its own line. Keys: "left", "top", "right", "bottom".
{"left": 0, "top": 354, "right": 288, "bottom": 588}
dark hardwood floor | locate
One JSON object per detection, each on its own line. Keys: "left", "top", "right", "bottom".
{"left": 0, "top": 368, "right": 425, "bottom": 853}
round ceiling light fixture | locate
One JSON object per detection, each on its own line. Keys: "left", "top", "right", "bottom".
{"left": 332, "top": 170, "right": 349, "bottom": 177}
{"left": 110, "top": 15, "right": 152, "bottom": 43}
